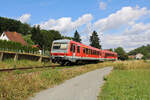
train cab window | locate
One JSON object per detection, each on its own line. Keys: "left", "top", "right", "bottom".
{"left": 91, "top": 50, "right": 92, "bottom": 55}
{"left": 53, "top": 42, "right": 68, "bottom": 50}
{"left": 83, "top": 48, "right": 85, "bottom": 54}
{"left": 77, "top": 46, "right": 80, "bottom": 53}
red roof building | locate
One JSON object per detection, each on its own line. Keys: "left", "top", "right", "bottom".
{"left": 0, "top": 31, "right": 27, "bottom": 46}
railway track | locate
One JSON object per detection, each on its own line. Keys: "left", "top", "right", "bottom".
{"left": 0, "top": 65, "right": 61, "bottom": 72}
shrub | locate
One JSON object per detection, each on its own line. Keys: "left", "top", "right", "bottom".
{"left": 0, "top": 40, "right": 39, "bottom": 54}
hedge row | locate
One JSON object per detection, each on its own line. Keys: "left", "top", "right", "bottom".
{"left": 0, "top": 40, "right": 39, "bottom": 54}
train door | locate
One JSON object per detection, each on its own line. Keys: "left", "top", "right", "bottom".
{"left": 73, "top": 44, "right": 76, "bottom": 57}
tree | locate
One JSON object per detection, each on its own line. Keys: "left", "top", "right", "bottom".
{"left": 114, "top": 47, "right": 128, "bottom": 60}
{"left": 31, "top": 25, "right": 43, "bottom": 48}
{"left": 73, "top": 30, "right": 81, "bottom": 42}
{"left": 109, "top": 48, "right": 113, "bottom": 51}
{"left": 90, "top": 30, "right": 101, "bottom": 49}
{"left": 0, "top": 16, "right": 31, "bottom": 35}
{"left": 23, "top": 34, "right": 34, "bottom": 46}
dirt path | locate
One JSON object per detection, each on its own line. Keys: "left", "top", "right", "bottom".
{"left": 29, "top": 67, "right": 113, "bottom": 100}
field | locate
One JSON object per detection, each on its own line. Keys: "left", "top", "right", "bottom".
{"left": 1, "top": 60, "right": 149, "bottom": 100}
{"left": 0, "top": 59, "right": 51, "bottom": 69}
{"left": 98, "top": 60, "right": 150, "bottom": 100}
{"left": 0, "top": 61, "right": 113, "bottom": 100}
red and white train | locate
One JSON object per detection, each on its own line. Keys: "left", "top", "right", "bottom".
{"left": 50, "top": 39, "right": 117, "bottom": 65}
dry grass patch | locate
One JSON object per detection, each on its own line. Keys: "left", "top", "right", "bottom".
{"left": 0, "top": 61, "right": 114, "bottom": 100}
{"left": 0, "top": 59, "right": 51, "bottom": 69}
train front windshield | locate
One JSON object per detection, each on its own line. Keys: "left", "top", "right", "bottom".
{"left": 52, "top": 42, "right": 68, "bottom": 50}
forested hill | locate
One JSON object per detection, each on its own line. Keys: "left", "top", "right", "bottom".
{"left": 0, "top": 16, "right": 64, "bottom": 50}
{"left": 128, "top": 44, "right": 150, "bottom": 59}
{"left": 0, "top": 16, "right": 31, "bottom": 35}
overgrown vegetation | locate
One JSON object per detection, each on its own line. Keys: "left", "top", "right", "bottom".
{"left": 0, "top": 62, "right": 114, "bottom": 100}
{"left": 0, "top": 40, "right": 39, "bottom": 54}
{"left": 99, "top": 60, "right": 150, "bottom": 100}
{"left": 0, "top": 59, "right": 51, "bottom": 69}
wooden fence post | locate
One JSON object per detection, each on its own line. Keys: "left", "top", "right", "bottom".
{"left": 38, "top": 56, "right": 42, "bottom": 62}
{"left": 0, "top": 52, "right": 4, "bottom": 61}
{"left": 14, "top": 53, "right": 18, "bottom": 61}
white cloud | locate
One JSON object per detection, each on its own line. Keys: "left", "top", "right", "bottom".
{"left": 37, "top": 6, "right": 150, "bottom": 52}
{"left": 18, "top": 14, "right": 31, "bottom": 23}
{"left": 101, "top": 22, "right": 150, "bottom": 51}
{"left": 39, "top": 14, "right": 93, "bottom": 34}
{"left": 82, "top": 6, "right": 150, "bottom": 51}
{"left": 94, "top": 6, "right": 150, "bottom": 32}
{"left": 99, "top": 2, "right": 107, "bottom": 10}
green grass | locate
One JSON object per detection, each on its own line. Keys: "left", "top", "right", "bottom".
{"left": 0, "top": 62, "right": 114, "bottom": 100}
{"left": 99, "top": 60, "right": 150, "bottom": 100}
{"left": 0, "top": 59, "right": 51, "bottom": 69}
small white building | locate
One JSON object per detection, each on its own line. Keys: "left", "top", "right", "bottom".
{"left": 135, "top": 53, "right": 143, "bottom": 60}
{"left": 0, "top": 32, "right": 9, "bottom": 40}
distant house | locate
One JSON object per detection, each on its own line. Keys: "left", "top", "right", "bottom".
{"left": 0, "top": 31, "right": 27, "bottom": 45}
{"left": 135, "top": 53, "right": 143, "bottom": 60}
{"left": 128, "top": 55, "right": 135, "bottom": 59}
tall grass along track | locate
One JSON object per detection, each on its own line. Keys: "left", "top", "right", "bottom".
{"left": 0, "top": 65, "right": 61, "bottom": 72}
{"left": 0, "top": 62, "right": 114, "bottom": 100}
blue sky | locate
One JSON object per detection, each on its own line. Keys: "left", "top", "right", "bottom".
{"left": 0, "top": 0, "right": 150, "bottom": 51}
{"left": 1, "top": 0, "right": 149, "bottom": 23}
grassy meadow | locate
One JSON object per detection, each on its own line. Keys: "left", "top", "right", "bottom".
{"left": 99, "top": 60, "right": 150, "bottom": 100}
{"left": 0, "top": 61, "right": 113, "bottom": 100}
{"left": 0, "top": 59, "right": 51, "bottom": 69}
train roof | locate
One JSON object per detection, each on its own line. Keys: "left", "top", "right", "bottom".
{"left": 53, "top": 39, "right": 117, "bottom": 54}
{"left": 53, "top": 39, "right": 71, "bottom": 43}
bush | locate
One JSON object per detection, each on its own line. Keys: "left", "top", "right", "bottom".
{"left": 0, "top": 40, "right": 39, "bottom": 54}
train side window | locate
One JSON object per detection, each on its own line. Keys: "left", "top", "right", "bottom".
{"left": 73, "top": 44, "right": 75, "bottom": 53}
{"left": 86, "top": 48, "right": 88, "bottom": 54}
{"left": 99, "top": 51, "right": 101, "bottom": 56}
{"left": 77, "top": 46, "right": 80, "bottom": 53}
{"left": 89, "top": 49, "right": 91, "bottom": 55}
{"left": 70, "top": 44, "right": 73, "bottom": 52}
{"left": 103, "top": 52, "right": 105, "bottom": 57}
{"left": 83, "top": 48, "right": 85, "bottom": 54}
